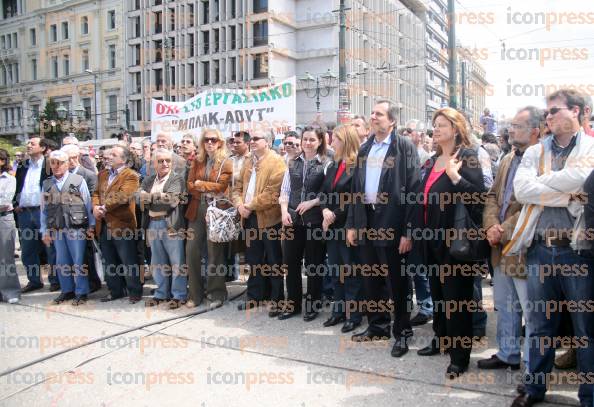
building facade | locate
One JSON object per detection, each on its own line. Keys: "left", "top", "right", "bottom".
{"left": 125, "top": 0, "right": 427, "bottom": 133}
{"left": 0, "top": 0, "right": 126, "bottom": 141}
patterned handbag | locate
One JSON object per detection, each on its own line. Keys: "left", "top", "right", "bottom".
{"left": 204, "top": 158, "right": 240, "bottom": 243}
{"left": 206, "top": 198, "right": 241, "bottom": 243}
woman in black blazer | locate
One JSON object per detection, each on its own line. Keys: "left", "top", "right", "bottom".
{"left": 320, "top": 125, "right": 364, "bottom": 333}
{"left": 416, "top": 108, "right": 486, "bottom": 378}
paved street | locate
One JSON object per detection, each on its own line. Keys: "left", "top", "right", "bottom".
{"left": 0, "top": 268, "right": 580, "bottom": 407}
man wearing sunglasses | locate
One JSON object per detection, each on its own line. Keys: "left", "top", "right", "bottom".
{"left": 282, "top": 131, "right": 301, "bottom": 163}
{"left": 232, "top": 129, "right": 286, "bottom": 315}
{"left": 509, "top": 89, "right": 594, "bottom": 407}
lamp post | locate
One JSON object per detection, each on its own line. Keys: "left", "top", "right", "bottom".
{"left": 84, "top": 69, "right": 99, "bottom": 139}
{"left": 298, "top": 69, "right": 338, "bottom": 113}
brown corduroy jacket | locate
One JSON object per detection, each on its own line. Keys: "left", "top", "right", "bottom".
{"left": 185, "top": 157, "right": 233, "bottom": 222}
{"left": 483, "top": 150, "right": 526, "bottom": 278}
{"left": 92, "top": 167, "right": 140, "bottom": 237}
{"left": 232, "top": 150, "right": 286, "bottom": 229}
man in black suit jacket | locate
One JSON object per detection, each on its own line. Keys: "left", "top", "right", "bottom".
{"left": 14, "top": 137, "right": 58, "bottom": 292}
{"left": 345, "top": 99, "right": 421, "bottom": 358}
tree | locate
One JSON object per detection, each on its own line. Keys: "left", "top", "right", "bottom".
{"left": 39, "top": 98, "right": 64, "bottom": 144}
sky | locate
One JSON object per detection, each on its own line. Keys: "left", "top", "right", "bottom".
{"left": 454, "top": 0, "right": 594, "bottom": 121}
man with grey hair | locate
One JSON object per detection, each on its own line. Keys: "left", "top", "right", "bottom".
{"left": 140, "top": 148, "right": 188, "bottom": 309}
{"left": 479, "top": 106, "right": 541, "bottom": 377}
{"left": 346, "top": 99, "right": 420, "bottom": 358}
{"left": 145, "top": 132, "right": 187, "bottom": 177}
{"left": 582, "top": 93, "right": 594, "bottom": 136}
{"left": 61, "top": 136, "right": 79, "bottom": 146}
{"left": 179, "top": 133, "right": 197, "bottom": 162}
{"left": 62, "top": 144, "right": 97, "bottom": 193}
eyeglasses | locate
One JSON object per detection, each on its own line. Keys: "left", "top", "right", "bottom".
{"left": 181, "top": 139, "right": 193, "bottom": 144}
{"left": 283, "top": 141, "right": 295, "bottom": 147}
{"left": 250, "top": 136, "right": 265, "bottom": 142}
{"left": 546, "top": 107, "right": 570, "bottom": 116}
{"left": 157, "top": 158, "right": 172, "bottom": 164}
{"left": 203, "top": 138, "right": 219, "bottom": 144}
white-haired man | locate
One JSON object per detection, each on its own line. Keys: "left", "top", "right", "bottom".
{"left": 145, "top": 133, "right": 186, "bottom": 177}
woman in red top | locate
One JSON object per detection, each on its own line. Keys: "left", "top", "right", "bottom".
{"left": 416, "top": 108, "right": 486, "bottom": 378}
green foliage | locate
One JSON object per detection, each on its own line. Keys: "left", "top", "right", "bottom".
{"left": 39, "top": 97, "right": 64, "bottom": 144}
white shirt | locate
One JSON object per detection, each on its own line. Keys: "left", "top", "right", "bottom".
{"left": 19, "top": 156, "right": 44, "bottom": 208}
{"left": 0, "top": 171, "right": 16, "bottom": 211}
{"left": 364, "top": 134, "right": 392, "bottom": 204}
{"left": 244, "top": 156, "right": 258, "bottom": 205}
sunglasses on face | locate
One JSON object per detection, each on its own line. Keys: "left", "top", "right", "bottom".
{"left": 283, "top": 141, "right": 295, "bottom": 147}
{"left": 203, "top": 138, "right": 219, "bottom": 144}
{"left": 157, "top": 158, "right": 172, "bottom": 164}
{"left": 181, "top": 139, "right": 193, "bottom": 144}
{"left": 250, "top": 136, "right": 265, "bottom": 142}
{"left": 545, "top": 107, "right": 570, "bottom": 116}
{"left": 50, "top": 159, "right": 66, "bottom": 165}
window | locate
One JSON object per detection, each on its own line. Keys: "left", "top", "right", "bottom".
{"left": 108, "top": 10, "right": 116, "bottom": 30}
{"left": 202, "top": 61, "right": 209, "bottom": 85}
{"left": 229, "top": 57, "right": 236, "bottom": 81}
{"left": 0, "top": 36, "right": 4, "bottom": 49}
{"left": 169, "top": 8, "right": 175, "bottom": 30}
{"left": 82, "top": 50, "right": 89, "bottom": 71}
{"left": 108, "top": 95, "right": 117, "bottom": 120}
{"left": 31, "top": 59, "right": 37, "bottom": 80}
{"left": 50, "top": 24, "right": 57, "bottom": 42}
{"left": 213, "top": 0, "right": 219, "bottom": 21}
{"left": 132, "top": 16, "right": 141, "bottom": 38}
{"left": 188, "top": 33, "right": 194, "bottom": 57}
{"left": 132, "top": 100, "right": 141, "bottom": 121}
{"left": 202, "top": 0, "right": 209, "bottom": 24}
{"left": 108, "top": 45, "right": 116, "bottom": 69}
{"left": 82, "top": 98, "right": 91, "bottom": 119}
{"left": 202, "top": 30, "right": 209, "bottom": 54}
{"left": 253, "top": 53, "right": 268, "bottom": 79}
{"left": 51, "top": 56, "right": 58, "bottom": 78}
{"left": 154, "top": 40, "right": 162, "bottom": 62}
{"left": 188, "top": 4, "right": 194, "bottom": 27}
{"left": 213, "top": 60, "right": 219, "bottom": 84}
{"left": 133, "top": 44, "right": 141, "bottom": 65}
{"left": 171, "top": 67, "right": 176, "bottom": 86}
{"left": 12, "top": 32, "right": 17, "bottom": 48}
{"left": 62, "top": 22, "right": 69, "bottom": 40}
{"left": 31, "top": 105, "right": 40, "bottom": 120}
{"left": 253, "top": 0, "right": 267, "bottom": 13}
{"left": 188, "top": 63, "right": 194, "bottom": 86}
{"left": 154, "top": 11, "right": 162, "bottom": 34}
{"left": 230, "top": 26, "right": 236, "bottom": 50}
{"left": 213, "top": 29, "right": 219, "bottom": 53}
{"left": 155, "top": 69, "right": 163, "bottom": 91}
{"left": 13, "top": 63, "right": 18, "bottom": 83}
{"left": 134, "top": 72, "right": 141, "bottom": 93}
{"left": 81, "top": 16, "right": 88, "bottom": 35}
{"left": 63, "top": 55, "right": 69, "bottom": 76}
{"left": 231, "top": 0, "right": 236, "bottom": 18}
{"left": 253, "top": 21, "right": 268, "bottom": 46}
{"left": 132, "top": 0, "right": 140, "bottom": 10}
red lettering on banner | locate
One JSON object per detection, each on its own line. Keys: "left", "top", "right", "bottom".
{"left": 155, "top": 103, "right": 180, "bottom": 115}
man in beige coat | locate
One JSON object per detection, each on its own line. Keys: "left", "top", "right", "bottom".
{"left": 479, "top": 107, "right": 541, "bottom": 377}
{"left": 232, "top": 129, "right": 287, "bottom": 315}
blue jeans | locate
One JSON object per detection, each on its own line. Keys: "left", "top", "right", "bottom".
{"left": 148, "top": 220, "right": 187, "bottom": 300}
{"left": 18, "top": 208, "right": 58, "bottom": 286}
{"left": 413, "top": 267, "right": 433, "bottom": 317}
{"left": 525, "top": 242, "right": 594, "bottom": 406}
{"left": 100, "top": 225, "right": 142, "bottom": 298}
{"left": 54, "top": 229, "right": 89, "bottom": 296}
{"left": 327, "top": 237, "right": 362, "bottom": 323}
{"left": 493, "top": 266, "right": 530, "bottom": 367}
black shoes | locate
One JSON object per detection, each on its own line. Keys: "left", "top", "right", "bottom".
{"left": 49, "top": 283, "right": 61, "bottom": 292}
{"left": 72, "top": 295, "right": 88, "bottom": 306}
{"left": 100, "top": 294, "right": 124, "bottom": 302}
{"left": 129, "top": 296, "right": 142, "bottom": 304}
{"left": 446, "top": 363, "right": 468, "bottom": 379}
{"left": 510, "top": 394, "right": 544, "bottom": 407}
{"left": 22, "top": 283, "right": 44, "bottom": 293}
{"left": 391, "top": 338, "right": 409, "bottom": 358}
{"left": 323, "top": 315, "right": 346, "bottom": 327}
{"left": 52, "top": 292, "right": 75, "bottom": 304}
{"left": 341, "top": 321, "right": 361, "bottom": 333}
{"left": 418, "top": 337, "right": 440, "bottom": 356}
{"left": 410, "top": 313, "right": 432, "bottom": 326}
{"left": 477, "top": 354, "right": 520, "bottom": 370}
{"left": 303, "top": 311, "right": 318, "bottom": 322}
{"left": 278, "top": 310, "right": 300, "bottom": 320}
{"left": 237, "top": 301, "right": 257, "bottom": 311}
{"left": 268, "top": 310, "right": 281, "bottom": 318}
{"left": 351, "top": 328, "right": 390, "bottom": 342}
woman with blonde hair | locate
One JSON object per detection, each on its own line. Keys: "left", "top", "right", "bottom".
{"left": 320, "top": 125, "right": 364, "bottom": 332}
{"left": 416, "top": 107, "right": 486, "bottom": 378}
{"left": 185, "top": 128, "right": 233, "bottom": 307}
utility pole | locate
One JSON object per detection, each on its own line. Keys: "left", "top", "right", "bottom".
{"left": 447, "top": 0, "right": 457, "bottom": 108}
{"left": 337, "top": 0, "right": 350, "bottom": 123}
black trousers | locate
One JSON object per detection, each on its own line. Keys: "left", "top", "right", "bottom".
{"left": 358, "top": 243, "right": 413, "bottom": 339}
{"left": 283, "top": 223, "right": 326, "bottom": 313}
{"left": 244, "top": 214, "right": 284, "bottom": 304}
{"left": 427, "top": 245, "right": 475, "bottom": 367}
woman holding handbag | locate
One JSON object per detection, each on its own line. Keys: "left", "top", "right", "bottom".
{"left": 319, "top": 125, "right": 363, "bottom": 333}
{"left": 416, "top": 108, "right": 486, "bottom": 378}
{"left": 279, "top": 126, "right": 331, "bottom": 321}
{"left": 186, "top": 128, "right": 233, "bottom": 307}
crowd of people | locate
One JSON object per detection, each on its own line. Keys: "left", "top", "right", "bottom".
{"left": 0, "top": 88, "right": 593, "bottom": 407}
